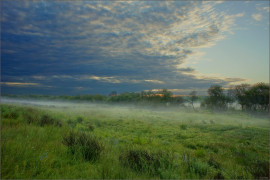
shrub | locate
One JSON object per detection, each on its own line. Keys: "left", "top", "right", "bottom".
{"left": 62, "top": 131, "right": 104, "bottom": 161}
{"left": 207, "top": 155, "right": 220, "bottom": 169}
{"left": 55, "top": 120, "right": 62, "bottom": 127}
{"left": 77, "top": 117, "right": 83, "bottom": 123}
{"left": 26, "top": 114, "right": 35, "bottom": 124}
{"left": 185, "top": 143, "right": 197, "bottom": 150}
{"left": 2, "top": 112, "right": 9, "bottom": 118}
{"left": 88, "top": 124, "right": 95, "bottom": 131}
{"left": 39, "top": 115, "right": 55, "bottom": 126}
{"left": 24, "top": 113, "right": 37, "bottom": 124}
{"left": 63, "top": 131, "right": 77, "bottom": 153}
{"left": 67, "top": 119, "right": 76, "bottom": 128}
{"left": 180, "top": 124, "right": 187, "bottom": 130}
{"left": 119, "top": 148, "right": 174, "bottom": 176}
{"left": 214, "top": 171, "right": 225, "bottom": 179}
{"left": 22, "top": 108, "right": 39, "bottom": 124}
{"left": 8, "top": 112, "right": 19, "bottom": 119}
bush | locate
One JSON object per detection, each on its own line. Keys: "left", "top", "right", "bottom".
{"left": 185, "top": 143, "right": 197, "bottom": 150}
{"left": 21, "top": 107, "right": 38, "bottom": 124}
{"left": 77, "top": 117, "right": 83, "bottom": 123}
{"left": 63, "top": 131, "right": 77, "bottom": 153}
{"left": 214, "top": 171, "right": 225, "bottom": 179}
{"left": 88, "top": 124, "right": 95, "bottom": 131}
{"left": 8, "top": 112, "right": 19, "bottom": 119}
{"left": 62, "top": 131, "right": 104, "bottom": 161}
{"left": 26, "top": 114, "right": 36, "bottom": 124}
{"left": 180, "top": 124, "right": 187, "bottom": 130}
{"left": 55, "top": 120, "right": 62, "bottom": 127}
{"left": 119, "top": 148, "right": 174, "bottom": 176}
{"left": 67, "top": 119, "right": 76, "bottom": 128}
{"left": 39, "top": 115, "right": 55, "bottom": 126}
{"left": 23, "top": 110, "right": 62, "bottom": 127}
{"left": 207, "top": 155, "right": 220, "bottom": 169}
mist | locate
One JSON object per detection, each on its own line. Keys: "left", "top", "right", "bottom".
{"left": 1, "top": 96, "right": 266, "bottom": 128}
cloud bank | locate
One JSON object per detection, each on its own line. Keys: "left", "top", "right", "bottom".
{"left": 1, "top": 0, "right": 246, "bottom": 95}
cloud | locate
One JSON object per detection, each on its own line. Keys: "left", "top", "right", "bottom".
{"left": 252, "top": 13, "right": 262, "bottom": 21}
{"left": 178, "top": 67, "right": 196, "bottom": 73}
{"left": 1, "top": 1, "right": 247, "bottom": 95}
{"left": 256, "top": 6, "right": 270, "bottom": 13}
{"left": 262, "top": 7, "right": 270, "bottom": 12}
{"left": 84, "top": 75, "right": 164, "bottom": 85}
{"left": 150, "top": 88, "right": 208, "bottom": 95}
{"left": 1, "top": 82, "right": 40, "bottom": 87}
{"left": 144, "top": 80, "right": 164, "bottom": 84}
{"left": 88, "top": 75, "right": 121, "bottom": 84}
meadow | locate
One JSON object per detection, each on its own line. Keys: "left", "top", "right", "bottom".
{"left": 1, "top": 99, "right": 269, "bottom": 179}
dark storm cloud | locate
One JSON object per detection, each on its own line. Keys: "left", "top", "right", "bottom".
{"left": 1, "top": 0, "right": 245, "bottom": 95}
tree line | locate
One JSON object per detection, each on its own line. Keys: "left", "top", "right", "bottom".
{"left": 3, "top": 82, "right": 269, "bottom": 112}
{"left": 201, "top": 83, "right": 269, "bottom": 112}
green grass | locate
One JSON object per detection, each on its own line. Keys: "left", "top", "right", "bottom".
{"left": 1, "top": 103, "right": 269, "bottom": 179}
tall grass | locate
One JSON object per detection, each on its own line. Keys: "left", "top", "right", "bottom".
{"left": 1, "top": 103, "right": 269, "bottom": 179}
{"left": 62, "top": 131, "right": 104, "bottom": 161}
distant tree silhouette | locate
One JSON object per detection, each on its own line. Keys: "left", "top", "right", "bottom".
{"left": 249, "top": 83, "right": 269, "bottom": 111}
{"left": 189, "top": 91, "right": 199, "bottom": 111}
{"left": 234, "top": 83, "right": 269, "bottom": 111}
{"left": 109, "top": 91, "right": 117, "bottom": 96}
{"left": 160, "top": 89, "right": 172, "bottom": 103}
{"left": 234, "top": 84, "right": 251, "bottom": 110}
{"left": 202, "top": 85, "right": 230, "bottom": 110}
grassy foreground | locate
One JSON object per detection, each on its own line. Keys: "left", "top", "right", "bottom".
{"left": 1, "top": 102, "right": 269, "bottom": 179}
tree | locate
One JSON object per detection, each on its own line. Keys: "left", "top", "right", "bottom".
{"left": 92, "top": 94, "right": 106, "bottom": 102}
{"left": 226, "top": 87, "right": 235, "bottom": 104}
{"left": 248, "top": 83, "right": 269, "bottom": 111}
{"left": 171, "top": 96, "right": 185, "bottom": 105}
{"left": 203, "top": 85, "right": 230, "bottom": 110}
{"left": 160, "top": 89, "right": 172, "bottom": 103}
{"left": 189, "top": 91, "right": 199, "bottom": 111}
{"left": 234, "top": 84, "right": 251, "bottom": 110}
{"left": 109, "top": 91, "right": 117, "bottom": 97}
{"left": 234, "top": 83, "right": 269, "bottom": 111}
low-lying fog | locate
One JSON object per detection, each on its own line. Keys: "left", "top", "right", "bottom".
{"left": 0, "top": 96, "right": 267, "bottom": 128}
{"left": 1, "top": 96, "right": 240, "bottom": 110}
{"left": 1, "top": 96, "right": 97, "bottom": 108}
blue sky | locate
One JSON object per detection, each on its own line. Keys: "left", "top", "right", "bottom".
{"left": 1, "top": 1, "right": 269, "bottom": 95}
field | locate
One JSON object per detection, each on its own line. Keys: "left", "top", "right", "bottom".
{"left": 1, "top": 99, "right": 269, "bottom": 179}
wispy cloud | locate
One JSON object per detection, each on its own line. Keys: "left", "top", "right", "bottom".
{"left": 262, "top": 7, "right": 270, "bottom": 12}
{"left": 144, "top": 80, "right": 164, "bottom": 84}
{"left": 88, "top": 75, "right": 121, "bottom": 84}
{"left": 1, "top": 82, "right": 40, "bottom": 87}
{"left": 252, "top": 13, "right": 262, "bottom": 21}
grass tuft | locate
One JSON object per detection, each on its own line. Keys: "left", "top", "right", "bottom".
{"left": 40, "top": 115, "right": 55, "bottom": 126}
{"left": 77, "top": 117, "right": 83, "bottom": 123}
{"left": 63, "top": 131, "right": 104, "bottom": 161}
{"left": 119, "top": 148, "right": 174, "bottom": 176}
{"left": 180, "top": 124, "right": 187, "bottom": 130}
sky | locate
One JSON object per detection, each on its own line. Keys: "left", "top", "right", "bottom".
{"left": 1, "top": 0, "right": 269, "bottom": 95}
